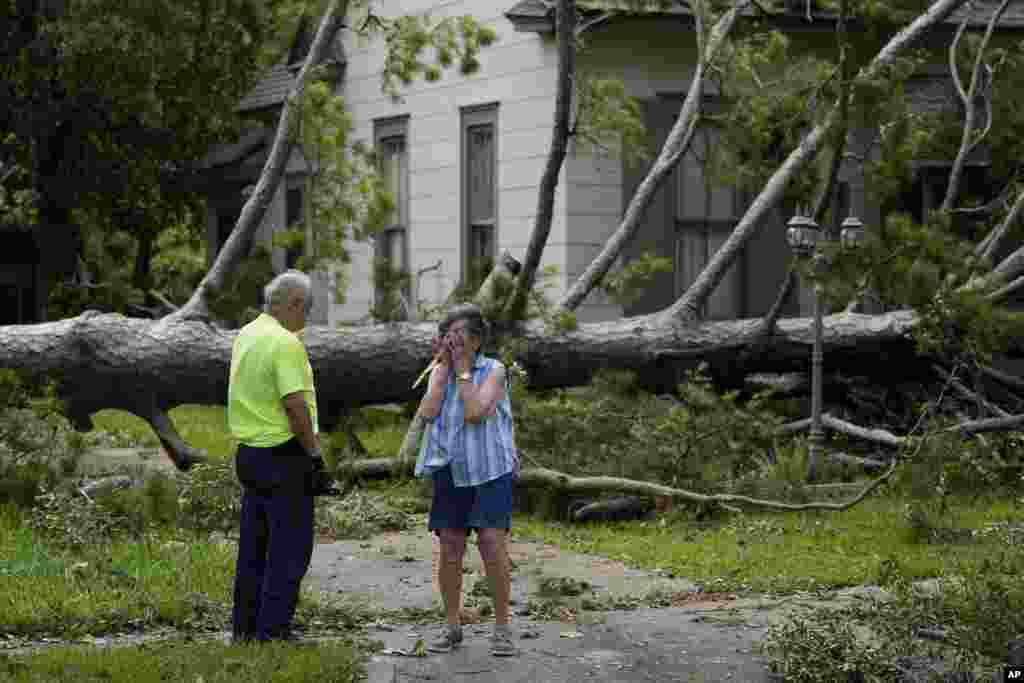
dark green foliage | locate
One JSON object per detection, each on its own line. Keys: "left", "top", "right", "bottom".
{"left": 762, "top": 541, "right": 1024, "bottom": 677}
{"left": 29, "top": 474, "right": 181, "bottom": 548}
{"left": 176, "top": 460, "right": 242, "bottom": 534}
{"left": 369, "top": 255, "right": 412, "bottom": 322}
{"left": 598, "top": 251, "right": 673, "bottom": 308}
{"left": 0, "top": 370, "right": 82, "bottom": 508}
{"left": 510, "top": 364, "right": 782, "bottom": 490}
{"left": 206, "top": 246, "right": 274, "bottom": 328}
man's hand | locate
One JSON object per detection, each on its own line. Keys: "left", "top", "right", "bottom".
{"left": 282, "top": 391, "right": 318, "bottom": 457}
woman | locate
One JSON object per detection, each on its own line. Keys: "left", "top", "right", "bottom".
{"left": 414, "top": 303, "right": 520, "bottom": 657}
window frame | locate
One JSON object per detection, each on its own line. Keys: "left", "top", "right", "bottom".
{"left": 460, "top": 103, "right": 499, "bottom": 286}
{"left": 666, "top": 97, "right": 745, "bottom": 320}
{"left": 373, "top": 115, "right": 411, "bottom": 315}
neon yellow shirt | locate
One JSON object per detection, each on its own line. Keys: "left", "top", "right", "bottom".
{"left": 228, "top": 313, "right": 319, "bottom": 448}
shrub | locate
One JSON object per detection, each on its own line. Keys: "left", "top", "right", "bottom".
{"left": 761, "top": 542, "right": 1024, "bottom": 678}
{"left": 177, "top": 460, "right": 242, "bottom": 534}
{"left": 510, "top": 365, "right": 782, "bottom": 490}
{"left": 0, "top": 370, "right": 83, "bottom": 508}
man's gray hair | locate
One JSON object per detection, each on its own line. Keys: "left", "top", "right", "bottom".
{"left": 263, "top": 270, "right": 313, "bottom": 312}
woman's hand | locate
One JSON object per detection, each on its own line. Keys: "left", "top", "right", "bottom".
{"left": 431, "top": 334, "right": 451, "bottom": 369}
{"left": 449, "top": 332, "right": 470, "bottom": 374}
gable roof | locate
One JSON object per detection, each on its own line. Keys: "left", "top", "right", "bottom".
{"left": 236, "top": 15, "right": 346, "bottom": 115}
{"left": 238, "top": 62, "right": 295, "bottom": 114}
{"left": 505, "top": 0, "right": 1024, "bottom": 33}
{"left": 199, "top": 127, "right": 272, "bottom": 170}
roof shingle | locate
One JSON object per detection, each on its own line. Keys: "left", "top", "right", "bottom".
{"left": 237, "top": 62, "right": 294, "bottom": 114}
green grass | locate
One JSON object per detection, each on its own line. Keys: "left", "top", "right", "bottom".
{"left": 0, "top": 638, "right": 362, "bottom": 682}
{"left": 0, "top": 506, "right": 235, "bottom": 637}
{"left": 80, "top": 404, "right": 1024, "bottom": 601}
{"left": 89, "top": 405, "right": 410, "bottom": 461}
{"left": 513, "top": 495, "right": 1024, "bottom": 594}
{"left": 89, "top": 406, "right": 237, "bottom": 459}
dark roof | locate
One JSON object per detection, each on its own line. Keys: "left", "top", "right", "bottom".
{"left": 237, "top": 62, "right": 294, "bottom": 114}
{"left": 199, "top": 127, "right": 272, "bottom": 170}
{"left": 505, "top": 0, "right": 1024, "bottom": 32}
{"left": 236, "top": 14, "right": 346, "bottom": 115}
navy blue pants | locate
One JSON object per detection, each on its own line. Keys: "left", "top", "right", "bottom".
{"left": 232, "top": 438, "right": 314, "bottom": 641}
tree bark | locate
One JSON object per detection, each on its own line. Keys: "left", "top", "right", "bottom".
{"left": 0, "top": 307, "right": 928, "bottom": 464}
{"left": 167, "top": 0, "right": 350, "bottom": 322}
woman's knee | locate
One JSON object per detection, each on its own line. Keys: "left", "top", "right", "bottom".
{"left": 437, "top": 529, "right": 467, "bottom": 558}
{"left": 475, "top": 528, "right": 506, "bottom": 555}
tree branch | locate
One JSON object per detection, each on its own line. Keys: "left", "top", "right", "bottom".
{"left": 338, "top": 457, "right": 900, "bottom": 513}
{"left": 663, "top": 0, "right": 972, "bottom": 324}
{"left": 940, "top": 0, "right": 1012, "bottom": 213}
{"left": 575, "top": 10, "right": 612, "bottom": 36}
{"left": 978, "top": 186, "right": 1024, "bottom": 263}
{"left": 556, "top": 0, "right": 751, "bottom": 314}
{"left": 951, "top": 413, "right": 1024, "bottom": 435}
{"left": 141, "top": 403, "right": 209, "bottom": 471}
{"left": 777, "top": 413, "right": 906, "bottom": 448}
{"left": 981, "top": 364, "right": 1024, "bottom": 394}
{"left": 167, "top": 0, "right": 350, "bottom": 321}
{"left": 749, "top": 265, "right": 797, "bottom": 342}
{"left": 821, "top": 413, "right": 907, "bottom": 447}
{"left": 988, "top": 273, "right": 1024, "bottom": 303}
{"left": 948, "top": 10, "right": 971, "bottom": 106}
{"left": 502, "top": 0, "right": 575, "bottom": 322}
{"left": 933, "top": 363, "right": 1010, "bottom": 417}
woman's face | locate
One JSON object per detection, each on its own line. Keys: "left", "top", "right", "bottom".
{"left": 446, "top": 319, "right": 481, "bottom": 355}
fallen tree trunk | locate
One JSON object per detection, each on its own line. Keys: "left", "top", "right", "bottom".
{"left": 0, "top": 307, "right": 925, "bottom": 467}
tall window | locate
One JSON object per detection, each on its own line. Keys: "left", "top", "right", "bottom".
{"left": 285, "top": 185, "right": 304, "bottom": 269}
{"left": 673, "top": 123, "right": 742, "bottom": 320}
{"left": 374, "top": 116, "right": 410, "bottom": 318}
{"left": 462, "top": 104, "right": 498, "bottom": 288}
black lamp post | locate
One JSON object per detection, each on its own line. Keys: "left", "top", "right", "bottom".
{"left": 786, "top": 209, "right": 865, "bottom": 482}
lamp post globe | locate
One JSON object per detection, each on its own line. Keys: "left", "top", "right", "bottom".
{"left": 786, "top": 213, "right": 821, "bottom": 258}
{"left": 840, "top": 214, "right": 865, "bottom": 251}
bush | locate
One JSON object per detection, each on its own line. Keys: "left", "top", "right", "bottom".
{"left": 511, "top": 365, "right": 782, "bottom": 490}
{"left": 759, "top": 608, "right": 902, "bottom": 682}
{"left": 0, "top": 370, "right": 83, "bottom": 508}
{"left": 177, "top": 460, "right": 242, "bottom": 534}
{"left": 760, "top": 542, "right": 1024, "bottom": 679}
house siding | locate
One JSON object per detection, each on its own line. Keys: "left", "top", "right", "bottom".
{"left": 331, "top": 0, "right": 561, "bottom": 325}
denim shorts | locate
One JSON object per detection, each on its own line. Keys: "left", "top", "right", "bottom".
{"left": 428, "top": 466, "right": 514, "bottom": 534}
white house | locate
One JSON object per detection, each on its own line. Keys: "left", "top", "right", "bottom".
{"left": 201, "top": 0, "right": 1024, "bottom": 328}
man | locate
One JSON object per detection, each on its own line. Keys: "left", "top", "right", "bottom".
{"left": 227, "top": 269, "right": 320, "bottom": 644}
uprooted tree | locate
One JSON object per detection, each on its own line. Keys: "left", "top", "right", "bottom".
{"left": 3, "top": 0, "right": 1024, "bottom": 512}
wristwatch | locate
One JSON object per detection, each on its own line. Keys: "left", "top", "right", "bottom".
{"left": 456, "top": 371, "right": 472, "bottom": 382}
